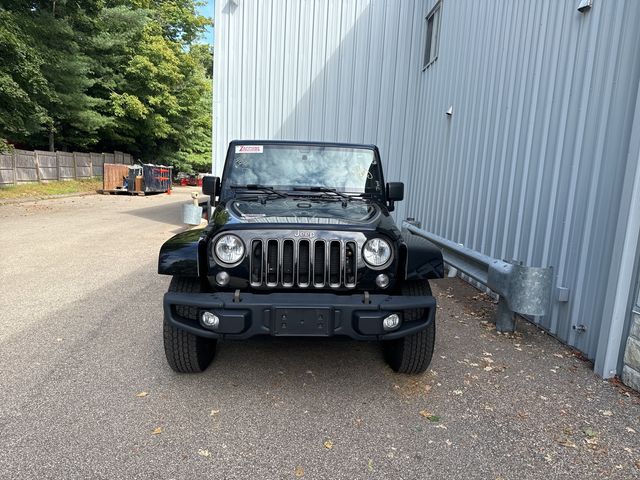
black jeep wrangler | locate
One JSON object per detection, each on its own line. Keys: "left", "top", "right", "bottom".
{"left": 159, "top": 141, "right": 443, "bottom": 374}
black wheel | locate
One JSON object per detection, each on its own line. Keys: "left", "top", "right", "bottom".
{"left": 382, "top": 280, "right": 436, "bottom": 374}
{"left": 163, "top": 276, "right": 217, "bottom": 373}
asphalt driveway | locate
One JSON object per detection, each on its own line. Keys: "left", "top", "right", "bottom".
{"left": 0, "top": 189, "right": 638, "bottom": 479}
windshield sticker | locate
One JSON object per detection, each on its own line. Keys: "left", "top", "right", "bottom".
{"left": 235, "top": 145, "right": 263, "bottom": 154}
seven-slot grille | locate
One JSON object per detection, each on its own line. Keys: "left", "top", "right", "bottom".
{"left": 250, "top": 238, "right": 357, "bottom": 288}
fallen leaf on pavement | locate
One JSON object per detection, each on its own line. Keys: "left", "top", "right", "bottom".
{"left": 419, "top": 410, "right": 440, "bottom": 422}
{"left": 323, "top": 439, "right": 334, "bottom": 449}
{"left": 367, "top": 459, "right": 374, "bottom": 472}
{"left": 553, "top": 353, "right": 564, "bottom": 358}
{"left": 583, "top": 427, "right": 598, "bottom": 438}
{"left": 198, "top": 449, "right": 210, "bottom": 457}
{"left": 626, "top": 427, "right": 636, "bottom": 433}
{"left": 623, "top": 447, "right": 633, "bottom": 454}
{"left": 210, "top": 409, "right": 220, "bottom": 416}
{"left": 558, "top": 439, "right": 577, "bottom": 448}
{"left": 151, "top": 427, "right": 163, "bottom": 435}
{"left": 599, "top": 410, "right": 613, "bottom": 417}
{"left": 135, "top": 392, "right": 148, "bottom": 398}
{"left": 294, "top": 466, "right": 305, "bottom": 477}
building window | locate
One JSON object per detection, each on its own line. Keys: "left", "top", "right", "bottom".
{"left": 423, "top": 1, "right": 442, "bottom": 70}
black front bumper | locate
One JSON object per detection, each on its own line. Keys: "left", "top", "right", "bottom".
{"left": 163, "top": 291, "right": 436, "bottom": 340}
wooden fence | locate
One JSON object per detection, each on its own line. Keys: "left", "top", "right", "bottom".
{"left": 0, "top": 150, "right": 132, "bottom": 186}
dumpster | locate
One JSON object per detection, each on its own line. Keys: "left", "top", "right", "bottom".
{"left": 142, "top": 164, "right": 173, "bottom": 193}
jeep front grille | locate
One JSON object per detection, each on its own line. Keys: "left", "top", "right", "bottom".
{"left": 250, "top": 238, "right": 357, "bottom": 288}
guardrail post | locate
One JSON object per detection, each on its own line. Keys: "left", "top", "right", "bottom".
{"left": 495, "top": 297, "right": 515, "bottom": 332}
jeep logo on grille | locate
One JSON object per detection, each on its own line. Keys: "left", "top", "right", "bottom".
{"left": 294, "top": 230, "right": 316, "bottom": 238}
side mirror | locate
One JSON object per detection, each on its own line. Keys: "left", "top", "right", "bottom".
{"left": 386, "top": 182, "right": 404, "bottom": 212}
{"left": 202, "top": 176, "right": 220, "bottom": 197}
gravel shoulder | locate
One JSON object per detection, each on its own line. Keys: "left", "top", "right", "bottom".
{"left": 0, "top": 190, "right": 638, "bottom": 479}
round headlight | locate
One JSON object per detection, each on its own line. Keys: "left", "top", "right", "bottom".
{"left": 363, "top": 238, "right": 392, "bottom": 267}
{"left": 214, "top": 234, "right": 245, "bottom": 265}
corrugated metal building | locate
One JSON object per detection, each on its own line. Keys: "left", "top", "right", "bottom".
{"left": 213, "top": 0, "right": 640, "bottom": 382}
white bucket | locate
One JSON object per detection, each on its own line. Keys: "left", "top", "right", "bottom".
{"left": 183, "top": 203, "right": 203, "bottom": 225}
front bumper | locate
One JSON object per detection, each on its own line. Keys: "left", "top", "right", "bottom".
{"left": 163, "top": 291, "right": 436, "bottom": 341}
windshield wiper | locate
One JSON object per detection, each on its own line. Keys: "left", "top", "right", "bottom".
{"left": 292, "top": 186, "right": 352, "bottom": 205}
{"left": 230, "top": 184, "right": 287, "bottom": 199}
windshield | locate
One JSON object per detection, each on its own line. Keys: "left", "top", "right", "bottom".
{"left": 223, "top": 144, "right": 383, "bottom": 196}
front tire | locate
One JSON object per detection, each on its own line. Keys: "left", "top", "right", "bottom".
{"left": 163, "top": 276, "right": 217, "bottom": 373}
{"left": 382, "top": 280, "right": 436, "bottom": 374}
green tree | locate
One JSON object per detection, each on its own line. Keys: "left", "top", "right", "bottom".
{"left": 91, "top": 3, "right": 212, "bottom": 169}
{"left": 0, "top": 9, "right": 52, "bottom": 143}
{"left": 0, "top": 2, "right": 108, "bottom": 150}
{"left": 0, "top": 1, "right": 213, "bottom": 172}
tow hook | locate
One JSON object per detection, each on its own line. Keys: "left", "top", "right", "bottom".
{"left": 363, "top": 291, "right": 371, "bottom": 305}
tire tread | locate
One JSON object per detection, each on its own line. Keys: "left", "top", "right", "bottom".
{"left": 163, "top": 277, "right": 216, "bottom": 373}
{"left": 383, "top": 280, "right": 435, "bottom": 374}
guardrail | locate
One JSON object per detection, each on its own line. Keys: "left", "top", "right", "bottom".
{"left": 402, "top": 220, "right": 553, "bottom": 332}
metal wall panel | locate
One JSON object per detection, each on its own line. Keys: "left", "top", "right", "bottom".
{"left": 214, "top": 0, "right": 424, "bottom": 183}
{"left": 403, "top": 0, "right": 640, "bottom": 373}
{"left": 213, "top": 0, "right": 640, "bottom": 374}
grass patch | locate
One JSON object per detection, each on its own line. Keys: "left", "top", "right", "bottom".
{"left": 0, "top": 178, "right": 102, "bottom": 200}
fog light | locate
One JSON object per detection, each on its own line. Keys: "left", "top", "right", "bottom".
{"left": 216, "top": 271, "right": 230, "bottom": 286}
{"left": 382, "top": 313, "right": 400, "bottom": 331}
{"left": 201, "top": 312, "right": 220, "bottom": 329}
{"left": 376, "top": 273, "right": 390, "bottom": 288}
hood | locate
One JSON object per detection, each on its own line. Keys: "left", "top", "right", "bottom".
{"left": 207, "top": 197, "right": 400, "bottom": 237}
{"left": 228, "top": 197, "right": 379, "bottom": 225}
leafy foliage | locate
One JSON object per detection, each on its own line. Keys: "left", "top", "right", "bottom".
{"left": 0, "top": 1, "right": 212, "bottom": 172}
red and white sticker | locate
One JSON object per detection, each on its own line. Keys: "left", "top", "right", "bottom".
{"left": 235, "top": 145, "right": 263, "bottom": 154}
